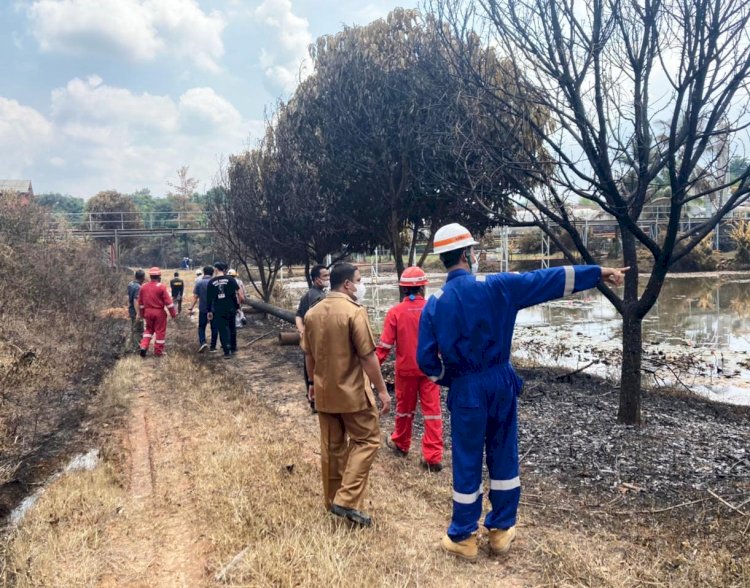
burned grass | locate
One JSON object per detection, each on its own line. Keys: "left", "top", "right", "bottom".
{"left": 0, "top": 193, "right": 131, "bottom": 524}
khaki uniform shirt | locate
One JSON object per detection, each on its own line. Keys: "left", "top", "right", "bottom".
{"left": 301, "top": 292, "right": 376, "bottom": 413}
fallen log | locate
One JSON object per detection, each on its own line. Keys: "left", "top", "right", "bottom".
{"left": 244, "top": 298, "right": 296, "bottom": 324}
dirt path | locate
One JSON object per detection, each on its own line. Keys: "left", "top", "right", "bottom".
{"left": 99, "top": 361, "right": 207, "bottom": 587}
{"left": 221, "top": 323, "right": 533, "bottom": 586}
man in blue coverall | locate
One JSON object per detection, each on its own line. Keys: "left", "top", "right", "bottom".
{"left": 417, "top": 223, "right": 627, "bottom": 561}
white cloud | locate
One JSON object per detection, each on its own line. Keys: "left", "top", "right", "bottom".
{"left": 254, "top": 0, "right": 312, "bottom": 94}
{"left": 179, "top": 87, "right": 243, "bottom": 132}
{"left": 0, "top": 77, "right": 262, "bottom": 196}
{"left": 0, "top": 97, "right": 54, "bottom": 175}
{"left": 51, "top": 75, "right": 180, "bottom": 133}
{"left": 349, "top": 2, "right": 401, "bottom": 25}
{"left": 27, "top": 0, "right": 226, "bottom": 72}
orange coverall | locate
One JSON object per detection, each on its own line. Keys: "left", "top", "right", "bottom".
{"left": 138, "top": 281, "right": 177, "bottom": 356}
{"left": 376, "top": 295, "right": 443, "bottom": 465}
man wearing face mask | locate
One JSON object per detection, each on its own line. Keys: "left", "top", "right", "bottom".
{"left": 296, "top": 264, "right": 330, "bottom": 412}
{"left": 418, "top": 223, "right": 628, "bottom": 561}
{"left": 302, "top": 262, "right": 391, "bottom": 527}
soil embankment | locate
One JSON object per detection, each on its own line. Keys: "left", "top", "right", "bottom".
{"left": 0, "top": 318, "right": 126, "bottom": 522}
{"left": 2, "top": 313, "right": 748, "bottom": 586}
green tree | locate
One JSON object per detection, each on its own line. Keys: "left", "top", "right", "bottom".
{"left": 84, "top": 191, "right": 143, "bottom": 255}
{"left": 730, "top": 157, "right": 750, "bottom": 183}
{"left": 36, "top": 193, "right": 84, "bottom": 216}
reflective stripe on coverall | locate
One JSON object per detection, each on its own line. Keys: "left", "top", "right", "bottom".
{"left": 417, "top": 265, "right": 602, "bottom": 541}
{"left": 376, "top": 295, "right": 443, "bottom": 465}
{"left": 138, "top": 281, "right": 177, "bottom": 356}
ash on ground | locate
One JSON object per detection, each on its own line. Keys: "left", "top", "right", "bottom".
{"left": 382, "top": 358, "right": 749, "bottom": 506}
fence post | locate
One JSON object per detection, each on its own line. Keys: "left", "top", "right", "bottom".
{"left": 114, "top": 229, "right": 120, "bottom": 270}
{"left": 541, "top": 233, "right": 550, "bottom": 269}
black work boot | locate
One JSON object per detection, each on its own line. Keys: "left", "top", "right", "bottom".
{"left": 330, "top": 503, "right": 372, "bottom": 527}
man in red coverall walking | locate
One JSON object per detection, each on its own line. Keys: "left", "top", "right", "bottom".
{"left": 376, "top": 266, "right": 443, "bottom": 471}
{"left": 138, "top": 267, "right": 177, "bottom": 357}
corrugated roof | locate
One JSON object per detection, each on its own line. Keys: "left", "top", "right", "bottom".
{"left": 0, "top": 180, "right": 32, "bottom": 192}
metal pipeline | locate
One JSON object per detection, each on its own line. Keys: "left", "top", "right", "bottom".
{"left": 244, "top": 298, "right": 296, "bottom": 324}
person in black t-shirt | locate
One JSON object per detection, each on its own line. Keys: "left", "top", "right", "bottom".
{"left": 170, "top": 272, "right": 185, "bottom": 314}
{"left": 207, "top": 262, "right": 241, "bottom": 358}
{"left": 295, "top": 264, "right": 329, "bottom": 412}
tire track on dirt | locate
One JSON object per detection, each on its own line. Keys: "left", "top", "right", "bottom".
{"left": 100, "top": 361, "right": 207, "bottom": 587}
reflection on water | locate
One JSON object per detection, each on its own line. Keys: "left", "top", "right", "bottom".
{"left": 287, "top": 273, "right": 750, "bottom": 354}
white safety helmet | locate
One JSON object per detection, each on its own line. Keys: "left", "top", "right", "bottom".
{"left": 432, "top": 223, "right": 479, "bottom": 254}
{"left": 227, "top": 269, "right": 237, "bottom": 277}
{"left": 195, "top": 269, "right": 203, "bottom": 277}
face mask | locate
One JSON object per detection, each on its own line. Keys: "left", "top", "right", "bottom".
{"left": 319, "top": 279, "right": 330, "bottom": 289}
{"left": 353, "top": 281, "right": 366, "bottom": 301}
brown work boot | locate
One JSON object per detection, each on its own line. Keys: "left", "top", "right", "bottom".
{"left": 440, "top": 533, "right": 478, "bottom": 561}
{"left": 488, "top": 526, "right": 516, "bottom": 555}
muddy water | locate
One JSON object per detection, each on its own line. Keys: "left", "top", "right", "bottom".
{"left": 283, "top": 271, "right": 750, "bottom": 404}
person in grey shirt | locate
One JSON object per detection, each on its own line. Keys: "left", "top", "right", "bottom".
{"left": 295, "top": 264, "right": 330, "bottom": 412}
{"left": 127, "top": 269, "right": 145, "bottom": 352}
{"left": 189, "top": 266, "right": 217, "bottom": 352}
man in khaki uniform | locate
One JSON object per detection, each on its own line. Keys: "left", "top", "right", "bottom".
{"left": 302, "top": 262, "right": 391, "bottom": 527}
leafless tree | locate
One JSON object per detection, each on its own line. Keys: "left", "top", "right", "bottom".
{"left": 435, "top": 0, "right": 750, "bottom": 424}
{"left": 208, "top": 150, "right": 284, "bottom": 302}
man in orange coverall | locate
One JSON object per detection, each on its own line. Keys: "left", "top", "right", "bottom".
{"left": 376, "top": 266, "right": 443, "bottom": 471}
{"left": 138, "top": 266, "right": 177, "bottom": 357}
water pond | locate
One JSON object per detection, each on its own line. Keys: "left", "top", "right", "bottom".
{"left": 284, "top": 271, "right": 750, "bottom": 405}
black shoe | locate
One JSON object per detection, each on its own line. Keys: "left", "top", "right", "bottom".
{"left": 139, "top": 348, "right": 147, "bottom": 358}
{"left": 198, "top": 343, "right": 208, "bottom": 353}
{"left": 223, "top": 353, "right": 231, "bottom": 360}
{"left": 330, "top": 503, "right": 372, "bottom": 527}
{"left": 385, "top": 436, "right": 408, "bottom": 458}
{"left": 420, "top": 459, "right": 443, "bottom": 473}
{"left": 209, "top": 348, "right": 217, "bottom": 353}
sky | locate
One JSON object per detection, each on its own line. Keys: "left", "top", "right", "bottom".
{"left": 0, "top": 0, "right": 417, "bottom": 198}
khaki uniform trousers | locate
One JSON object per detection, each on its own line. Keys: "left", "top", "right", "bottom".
{"left": 318, "top": 404, "right": 380, "bottom": 510}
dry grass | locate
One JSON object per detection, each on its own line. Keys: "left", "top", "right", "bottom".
{"left": 532, "top": 526, "right": 750, "bottom": 587}
{"left": 0, "top": 358, "right": 138, "bottom": 587}
{"left": 2, "top": 349, "right": 748, "bottom": 587}
{"left": 165, "top": 358, "right": 528, "bottom": 586}
{"left": 1, "top": 464, "right": 124, "bottom": 587}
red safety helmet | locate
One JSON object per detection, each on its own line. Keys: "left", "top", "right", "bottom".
{"left": 148, "top": 266, "right": 161, "bottom": 277}
{"left": 399, "top": 266, "right": 429, "bottom": 287}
